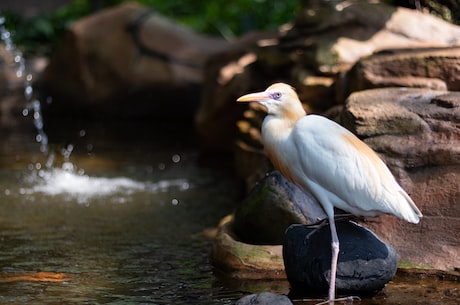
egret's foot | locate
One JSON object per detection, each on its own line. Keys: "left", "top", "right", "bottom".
{"left": 334, "top": 213, "right": 364, "bottom": 222}
{"left": 315, "top": 296, "right": 361, "bottom": 305}
{"left": 304, "top": 218, "right": 329, "bottom": 239}
{"left": 306, "top": 217, "right": 329, "bottom": 228}
{"left": 304, "top": 214, "right": 362, "bottom": 239}
{"left": 307, "top": 214, "right": 359, "bottom": 229}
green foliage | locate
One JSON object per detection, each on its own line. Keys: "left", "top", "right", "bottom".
{"left": 135, "top": 0, "right": 300, "bottom": 39}
{"left": 0, "top": 0, "right": 300, "bottom": 55}
{"left": 0, "top": 0, "right": 93, "bottom": 55}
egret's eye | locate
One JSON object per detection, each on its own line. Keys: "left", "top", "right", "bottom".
{"left": 271, "top": 92, "right": 282, "bottom": 100}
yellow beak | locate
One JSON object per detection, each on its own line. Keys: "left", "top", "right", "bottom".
{"left": 236, "top": 91, "right": 270, "bottom": 102}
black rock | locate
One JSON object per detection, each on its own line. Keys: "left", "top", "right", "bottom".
{"left": 283, "top": 221, "right": 397, "bottom": 296}
{"left": 233, "top": 171, "right": 327, "bottom": 245}
{"left": 236, "top": 292, "right": 293, "bottom": 305}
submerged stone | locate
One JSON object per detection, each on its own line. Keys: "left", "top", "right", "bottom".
{"left": 283, "top": 221, "right": 397, "bottom": 296}
{"left": 236, "top": 292, "right": 293, "bottom": 305}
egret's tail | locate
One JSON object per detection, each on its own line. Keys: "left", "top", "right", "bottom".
{"left": 397, "top": 190, "right": 422, "bottom": 224}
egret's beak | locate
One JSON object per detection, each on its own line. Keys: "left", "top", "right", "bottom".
{"left": 236, "top": 91, "right": 270, "bottom": 103}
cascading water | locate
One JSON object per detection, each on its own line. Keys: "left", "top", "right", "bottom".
{"left": 0, "top": 17, "right": 48, "bottom": 154}
{"left": 0, "top": 17, "right": 191, "bottom": 205}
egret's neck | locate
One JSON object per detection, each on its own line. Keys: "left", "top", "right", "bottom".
{"left": 262, "top": 100, "right": 306, "bottom": 150}
{"left": 261, "top": 114, "right": 301, "bottom": 182}
{"left": 262, "top": 114, "right": 297, "bottom": 143}
{"left": 283, "top": 103, "right": 306, "bottom": 124}
{"left": 263, "top": 105, "right": 305, "bottom": 135}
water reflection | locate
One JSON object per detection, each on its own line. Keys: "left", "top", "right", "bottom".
{"left": 0, "top": 121, "right": 244, "bottom": 304}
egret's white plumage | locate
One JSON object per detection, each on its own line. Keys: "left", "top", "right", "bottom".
{"left": 237, "top": 83, "right": 422, "bottom": 303}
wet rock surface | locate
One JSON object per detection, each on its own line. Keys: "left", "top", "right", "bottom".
{"left": 283, "top": 222, "right": 398, "bottom": 296}
{"left": 210, "top": 215, "right": 285, "bottom": 280}
{"left": 233, "top": 171, "right": 326, "bottom": 245}
{"left": 236, "top": 292, "right": 293, "bottom": 305}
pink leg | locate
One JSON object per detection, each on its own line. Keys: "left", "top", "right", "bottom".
{"left": 328, "top": 215, "right": 339, "bottom": 304}
{"left": 316, "top": 217, "right": 359, "bottom": 305}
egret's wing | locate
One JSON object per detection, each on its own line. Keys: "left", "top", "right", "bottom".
{"left": 291, "top": 115, "right": 420, "bottom": 222}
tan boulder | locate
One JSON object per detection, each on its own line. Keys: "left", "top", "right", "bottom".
{"left": 338, "top": 88, "right": 460, "bottom": 271}
{"left": 289, "top": 2, "right": 460, "bottom": 73}
{"left": 338, "top": 47, "right": 460, "bottom": 101}
{"left": 43, "top": 2, "right": 228, "bottom": 117}
{"left": 196, "top": 2, "right": 460, "bottom": 153}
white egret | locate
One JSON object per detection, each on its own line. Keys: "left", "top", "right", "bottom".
{"left": 237, "top": 83, "right": 422, "bottom": 304}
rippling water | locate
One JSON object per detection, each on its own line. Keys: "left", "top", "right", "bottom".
{"left": 0, "top": 121, "right": 458, "bottom": 305}
{"left": 0, "top": 121, "right": 251, "bottom": 304}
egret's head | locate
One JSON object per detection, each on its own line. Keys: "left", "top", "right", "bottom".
{"left": 237, "top": 83, "right": 305, "bottom": 120}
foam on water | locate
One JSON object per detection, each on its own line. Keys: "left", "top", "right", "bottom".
{"left": 21, "top": 165, "right": 191, "bottom": 204}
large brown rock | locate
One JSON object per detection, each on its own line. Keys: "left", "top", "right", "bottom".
{"left": 289, "top": 2, "right": 460, "bottom": 73}
{"left": 338, "top": 47, "right": 460, "bottom": 101}
{"left": 338, "top": 88, "right": 460, "bottom": 271}
{"left": 196, "top": 2, "right": 460, "bottom": 153}
{"left": 43, "top": 2, "right": 228, "bottom": 118}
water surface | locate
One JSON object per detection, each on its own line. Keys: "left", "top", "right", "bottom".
{"left": 0, "top": 120, "right": 245, "bottom": 304}
{"left": 0, "top": 120, "right": 458, "bottom": 305}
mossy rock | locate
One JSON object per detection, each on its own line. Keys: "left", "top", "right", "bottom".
{"left": 211, "top": 215, "right": 286, "bottom": 279}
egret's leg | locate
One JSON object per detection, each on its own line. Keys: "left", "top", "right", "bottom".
{"left": 328, "top": 215, "right": 340, "bottom": 304}
{"left": 314, "top": 217, "right": 360, "bottom": 305}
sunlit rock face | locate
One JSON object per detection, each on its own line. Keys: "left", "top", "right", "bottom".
{"left": 337, "top": 47, "right": 460, "bottom": 102}
{"left": 338, "top": 88, "right": 460, "bottom": 271}
{"left": 42, "top": 2, "right": 228, "bottom": 118}
{"left": 196, "top": 2, "right": 460, "bottom": 153}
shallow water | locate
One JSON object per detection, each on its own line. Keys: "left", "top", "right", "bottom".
{"left": 0, "top": 120, "right": 458, "bottom": 305}
{"left": 0, "top": 120, "right": 245, "bottom": 304}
